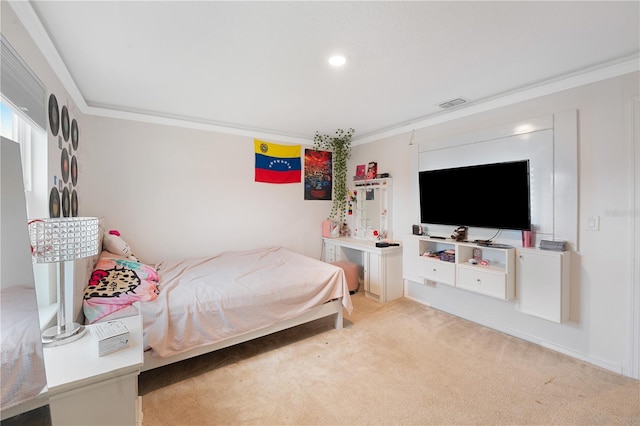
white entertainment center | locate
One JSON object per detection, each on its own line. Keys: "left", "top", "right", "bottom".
{"left": 403, "top": 235, "right": 571, "bottom": 323}
{"left": 404, "top": 112, "right": 577, "bottom": 325}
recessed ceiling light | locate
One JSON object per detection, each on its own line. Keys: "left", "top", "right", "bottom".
{"left": 328, "top": 55, "right": 347, "bottom": 66}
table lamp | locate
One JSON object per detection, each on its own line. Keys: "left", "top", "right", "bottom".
{"left": 28, "top": 217, "right": 99, "bottom": 347}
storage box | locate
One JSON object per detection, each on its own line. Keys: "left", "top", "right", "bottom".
{"left": 92, "top": 320, "right": 130, "bottom": 357}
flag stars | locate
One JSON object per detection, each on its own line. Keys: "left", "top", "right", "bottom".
{"left": 269, "top": 159, "right": 293, "bottom": 169}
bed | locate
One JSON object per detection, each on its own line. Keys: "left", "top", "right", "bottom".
{"left": 83, "top": 246, "right": 352, "bottom": 371}
{"left": 0, "top": 286, "right": 48, "bottom": 419}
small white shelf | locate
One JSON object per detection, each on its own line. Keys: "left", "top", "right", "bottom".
{"left": 414, "top": 237, "right": 515, "bottom": 300}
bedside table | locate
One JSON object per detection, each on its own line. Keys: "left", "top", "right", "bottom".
{"left": 43, "top": 315, "right": 143, "bottom": 425}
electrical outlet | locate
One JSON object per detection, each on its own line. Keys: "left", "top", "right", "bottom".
{"left": 587, "top": 216, "right": 599, "bottom": 231}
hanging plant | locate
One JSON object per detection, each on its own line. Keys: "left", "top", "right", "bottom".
{"left": 313, "top": 128, "right": 355, "bottom": 224}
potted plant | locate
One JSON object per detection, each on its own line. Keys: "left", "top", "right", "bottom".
{"left": 313, "top": 128, "right": 355, "bottom": 227}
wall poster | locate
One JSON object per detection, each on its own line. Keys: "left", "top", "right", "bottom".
{"left": 304, "top": 149, "right": 332, "bottom": 200}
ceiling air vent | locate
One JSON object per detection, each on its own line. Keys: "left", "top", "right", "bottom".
{"left": 438, "top": 97, "right": 468, "bottom": 109}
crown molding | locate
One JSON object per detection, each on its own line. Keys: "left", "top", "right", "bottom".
{"left": 353, "top": 54, "right": 640, "bottom": 146}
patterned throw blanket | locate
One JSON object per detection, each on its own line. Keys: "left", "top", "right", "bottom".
{"left": 83, "top": 251, "right": 160, "bottom": 324}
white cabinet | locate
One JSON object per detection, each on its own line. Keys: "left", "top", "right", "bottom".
{"left": 324, "top": 242, "right": 338, "bottom": 263}
{"left": 43, "top": 315, "right": 143, "bottom": 425}
{"left": 365, "top": 250, "right": 404, "bottom": 302}
{"left": 323, "top": 237, "right": 403, "bottom": 303}
{"left": 408, "top": 236, "right": 515, "bottom": 300}
{"left": 365, "top": 251, "right": 382, "bottom": 296}
{"left": 517, "top": 248, "right": 571, "bottom": 323}
{"left": 402, "top": 235, "right": 421, "bottom": 283}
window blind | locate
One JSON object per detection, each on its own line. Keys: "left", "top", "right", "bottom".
{"left": 1, "top": 35, "right": 45, "bottom": 130}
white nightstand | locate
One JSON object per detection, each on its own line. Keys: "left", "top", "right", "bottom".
{"left": 43, "top": 315, "right": 143, "bottom": 426}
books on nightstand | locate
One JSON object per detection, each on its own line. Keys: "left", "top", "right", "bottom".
{"left": 93, "top": 320, "right": 130, "bottom": 357}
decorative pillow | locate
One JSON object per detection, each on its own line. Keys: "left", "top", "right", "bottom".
{"left": 83, "top": 251, "right": 159, "bottom": 324}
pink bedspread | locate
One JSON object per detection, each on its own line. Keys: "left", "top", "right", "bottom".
{"left": 140, "top": 246, "right": 352, "bottom": 358}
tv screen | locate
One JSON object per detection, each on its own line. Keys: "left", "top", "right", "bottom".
{"left": 419, "top": 160, "right": 531, "bottom": 231}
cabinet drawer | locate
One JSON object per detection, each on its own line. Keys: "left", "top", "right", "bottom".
{"left": 418, "top": 257, "right": 455, "bottom": 286}
{"left": 325, "top": 244, "right": 336, "bottom": 263}
{"left": 457, "top": 267, "right": 510, "bottom": 299}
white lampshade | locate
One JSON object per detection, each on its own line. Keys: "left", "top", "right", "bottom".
{"left": 28, "top": 217, "right": 99, "bottom": 263}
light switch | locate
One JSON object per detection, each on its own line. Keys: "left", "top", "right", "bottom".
{"left": 587, "top": 216, "right": 599, "bottom": 231}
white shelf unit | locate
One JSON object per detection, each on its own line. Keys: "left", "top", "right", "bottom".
{"left": 414, "top": 237, "right": 515, "bottom": 300}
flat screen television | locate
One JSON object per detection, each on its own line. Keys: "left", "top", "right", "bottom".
{"left": 419, "top": 160, "right": 531, "bottom": 231}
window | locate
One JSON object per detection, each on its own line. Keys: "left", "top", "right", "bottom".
{"left": 1, "top": 36, "right": 56, "bottom": 328}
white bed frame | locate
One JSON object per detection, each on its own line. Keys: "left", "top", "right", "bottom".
{"left": 141, "top": 298, "right": 344, "bottom": 371}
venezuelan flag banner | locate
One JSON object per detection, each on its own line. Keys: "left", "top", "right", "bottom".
{"left": 254, "top": 139, "right": 301, "bottom": 184}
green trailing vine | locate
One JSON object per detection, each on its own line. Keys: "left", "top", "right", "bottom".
{"left": 313, "top": 128, "right": 355, "bottom": 224}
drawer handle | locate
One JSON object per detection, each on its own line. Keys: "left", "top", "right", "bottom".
{"left": 477, "top": 279, "right": 481, "bottom": 283}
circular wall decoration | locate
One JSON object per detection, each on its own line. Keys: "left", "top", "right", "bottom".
{"left": 48, "top": 94, "right": 59, "bottom": 136}
{"left": 71, "top": 119, "right": 79, "bottom": 150}
{"left": 61, "top": 105, "right": 70, "bottom": 141}
{"left": 71, "top": 155, "right": 78, "bottom": 186}
{"left": 71, "top": 189, "right": 78, "bottom": 217}
{"left": 62, "top": 187, "right": 70, "bottom": 217}
{"left": 49, "top": 187, "right": 60, "bottom": 218}
{"left": 61, "top": 148, "right": 70, "bottom": 183}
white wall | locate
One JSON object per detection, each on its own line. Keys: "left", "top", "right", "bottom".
{"left": 80, "top": 116, "right": 331, "bottom": 263}
{"left": 351, "top": 72, "right": 639, "bottom": 377}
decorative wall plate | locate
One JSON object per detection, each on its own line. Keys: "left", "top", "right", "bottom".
{"left": 48, "top": 94, "right": 59, "bottom": 136}
{"left": 62, "top": 186, "right": 70, "bottom": 217}
{"left": 71, "top": 119, "right": 79, "bottom": 150}
{"left": 49, "top": 187, "right": 60, "bottom": 218}
{"left": 61, "top": 105, "right": 70, "bottom": 141}
{"left": 71, "top": 189, "right": 78, "bottom": 217}
{"left": 71, "top": 155, "right": 78, "bottom": 186}
{"left": 61, "top": 148, "right": 70, "bottom": 183}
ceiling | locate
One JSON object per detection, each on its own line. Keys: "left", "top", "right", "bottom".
{"left": 17, "top": 1, "right": 640, "bottom": 143}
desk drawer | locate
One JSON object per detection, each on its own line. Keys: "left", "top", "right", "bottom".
{"left": 324, "top": 243, "right": 337, "bottom": 262}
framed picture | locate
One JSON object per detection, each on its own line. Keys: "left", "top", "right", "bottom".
{"left": 304, "top": 149, "right": 332, "bottom": 200}
{"left": 367, "top": 162, "right": 377, "bottom": 179}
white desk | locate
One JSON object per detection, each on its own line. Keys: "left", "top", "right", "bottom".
{"left": 44, "top": 315, "right": 143, "bottom": 425}
{"left": 323, "top": 237, "right": 403, "bottom": 303}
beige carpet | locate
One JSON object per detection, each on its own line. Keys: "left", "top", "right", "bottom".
{"left": 138, "top": 293, "right": 640, "bottom": 425}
